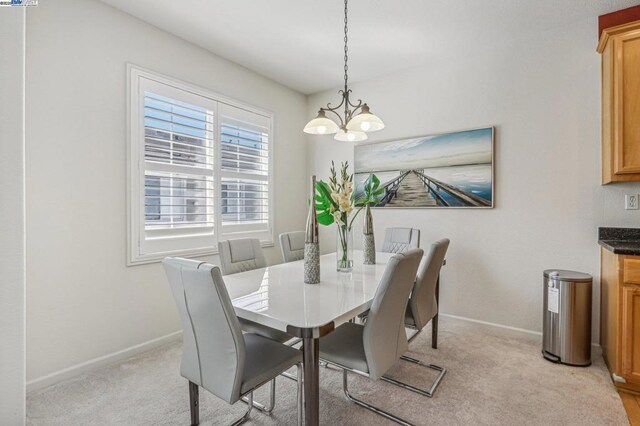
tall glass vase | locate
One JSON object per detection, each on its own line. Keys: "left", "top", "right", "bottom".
{"left": 336, "top": 225, "right": 354, "bottom": 272}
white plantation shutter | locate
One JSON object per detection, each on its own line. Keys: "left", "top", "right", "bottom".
{"left": 218, "top": 104, "right": 271, "bottom": 238}
{"left": 128, "top": 68, "right": 273, "bottom": 264}
{"left": 143, "top": 91, "right": 215, "bottom": 233}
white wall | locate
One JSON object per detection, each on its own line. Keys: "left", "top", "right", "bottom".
{"left": 26, "top": 0, "right": 307, "bottom": 384}
{"left": 0, "top": 8, "right": 26, "bottom": 425}
{"left": 307, "top": 18, "right": 640, "bottom": 340}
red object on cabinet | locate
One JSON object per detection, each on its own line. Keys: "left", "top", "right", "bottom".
{"left": 599, "top": 5, "right": 640, "bottom": 36}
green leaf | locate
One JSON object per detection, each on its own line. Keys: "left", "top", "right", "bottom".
{"left": 316, "top": 181, "right": 338, "bottom": 209}
{"left": 371, "top": 174, "right": 380, "bottom": 191}
{"left": 314, "top": 180, "right": 339, "bottom": 227}
{"left": 317, "top": 211, "right": 334, "bottom": 226}
{"left": 363, "top": 174, "right": 373, "bottom": 194}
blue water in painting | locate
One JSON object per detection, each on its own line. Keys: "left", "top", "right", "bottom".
{"left": 355, "top": 164, "right": 492, "bottom": 207}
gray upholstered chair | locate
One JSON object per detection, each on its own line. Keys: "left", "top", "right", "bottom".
{"left": 399, "top": 238, "right": 450, "bottom": 397}
{"left": 218, "top": 238, "right": 293, "bottom": 344}
{"left": 319, "top": 249, "right": 424, "bottom": 425}
{"left": 218, "top": 238, "right": 267, "bottom": 275}
{"left": 381, "top": 227, "right": 421, "bottom": 253}
{"left": 279, "top": 231, "right": 305, "bottom": 263}
{"left": 163, "top": 257, "right": 303, "bottom": 426}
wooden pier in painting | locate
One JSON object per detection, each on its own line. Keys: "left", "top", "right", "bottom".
{"left": 376, "top": 170, "right": 491, "bottom": 208}
{"left": 385, "top": 172, "right": 437, "bottom": 207}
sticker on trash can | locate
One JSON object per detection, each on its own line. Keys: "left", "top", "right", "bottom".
{"left": 548, "top": 283, "right": 559, "bottom": 314}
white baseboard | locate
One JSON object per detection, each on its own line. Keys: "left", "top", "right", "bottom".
{"left": 27, "top": 312, "right": 603, "bottom": 393}
{"left": 26, "top": 330, "right": 182, "bottom": 393}
{"left": 440, "top": 313, "right": 601, "bottom": 353}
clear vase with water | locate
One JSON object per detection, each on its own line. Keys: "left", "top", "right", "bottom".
{"left": 336, "top": 225, "right": 354, "bottom": 272}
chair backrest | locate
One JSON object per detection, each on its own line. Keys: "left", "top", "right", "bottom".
{"left": 163, "top": 257, "right": 246, "bottom": 404}
{"left": 363, "top": 248, "right": 423, "bottom": 380}
{"left": 409, "top": 239, "right": 450, "bottom": 330}
{"left": 381, "top": 228, "right": 420, "bottom": 253}
{"left": 218, "top": 238, "right": 267, "bottom": 275}
{"left": 279, "top": 231, "right": 305, "bottom": 263}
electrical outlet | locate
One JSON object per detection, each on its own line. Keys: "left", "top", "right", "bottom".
{"left": 626, "top": 194, "right": 639, "bottom": 210}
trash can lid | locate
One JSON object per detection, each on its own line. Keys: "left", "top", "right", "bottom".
{"left": 544, "top": 269, "right": 592, "bottom": 282}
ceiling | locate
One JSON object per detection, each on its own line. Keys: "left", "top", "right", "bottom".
{"left": 100, "top": 0, "right": 640, "bottom": 94}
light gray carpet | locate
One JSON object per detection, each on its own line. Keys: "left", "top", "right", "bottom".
{"left": 27, "top": 317, "right": 628, "bottom": 425}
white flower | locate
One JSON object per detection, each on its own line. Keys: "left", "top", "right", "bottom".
{"left": 339, "top": 198, "right": 352, "bottom": 213}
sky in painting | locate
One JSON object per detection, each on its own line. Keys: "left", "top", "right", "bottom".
{"left": 354, "top": 128, "right": 493, "bottom": 172}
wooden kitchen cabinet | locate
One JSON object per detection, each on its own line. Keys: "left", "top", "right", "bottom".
{"left": 598, "top": 21, "right": 640, "bottom": 184}
{"left": 622, "top": 285, "right": 640, "bottom": 385}
{"left": 601, "top": 249, "right": 640, "bottom": 391}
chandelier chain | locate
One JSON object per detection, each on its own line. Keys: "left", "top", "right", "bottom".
{"left": 343, "top": 0, "right": 348, "bottom": 92}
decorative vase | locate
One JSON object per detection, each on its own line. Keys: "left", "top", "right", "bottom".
{"left": 363, "top": 204, "right": 376, "bottom": 265}
{"left": 304, "top": 176, "right": 320, "bottom": 284}
{"left": 336, "top": 225, "right": 354, "bottom": 272}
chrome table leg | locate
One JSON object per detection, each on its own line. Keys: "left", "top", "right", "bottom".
{"left": 303, "top": 336, "right": 320, "bottom": 426}
{"left": 297, "top": 363, "right": 304, "bottom": 426}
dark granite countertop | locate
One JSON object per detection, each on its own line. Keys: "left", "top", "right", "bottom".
{"left": 598, "top": 227, "right": 640, "bottom": 255}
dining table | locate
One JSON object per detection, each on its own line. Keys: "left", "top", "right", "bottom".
{"left": 225, "top": 249, "right": 396, "bottom": 426}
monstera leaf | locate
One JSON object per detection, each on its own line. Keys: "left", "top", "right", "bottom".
{"left": 356, "top": 173, "right": 385, "bottom": 207}
{"left": 315, "top": 180, "right": 338, "bottom": 226}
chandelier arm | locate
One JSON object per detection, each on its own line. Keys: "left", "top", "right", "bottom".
{"left": 326, "top": 90, "right": 347, "bottom": 112}
{"left": 321, "top": 107, "right": 346, "bottom": 127}
{"left": 347, "top": 97, "right": 363, "bottom": 110}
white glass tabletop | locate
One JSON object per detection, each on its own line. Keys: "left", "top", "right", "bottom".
{"left": 225, "top": 250, "right": 394, "bottom": 332}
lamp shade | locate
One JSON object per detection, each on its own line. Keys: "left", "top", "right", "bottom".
{"left": 334, "top": 129, "right": 368, "bottom": 142}
{"left": 345, "top": 104, "right": 384, "bottom": 132}
{"left": 303, "top": 110, "right": 339, "bottom": 135}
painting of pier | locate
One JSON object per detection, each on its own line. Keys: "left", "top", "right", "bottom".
{"left": 354, "top": 127, "right": 494, "bottom": 208}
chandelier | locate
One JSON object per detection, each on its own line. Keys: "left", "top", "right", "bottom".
{"left": 303, "top": 0, "right": 384, "bottom": 142}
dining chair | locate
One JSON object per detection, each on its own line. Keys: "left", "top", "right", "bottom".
{"left": 279, "top": 231, "right": 305, "bottom": 263}
{"left": 381, "top": 227, "right": 420, "bottom": 253}
{"left": 163, "top": 257, "right": 303, "bottom": 426}
{"left": 218, "top": 238, "right": 267, "bottom": 274}
{"left": 398, "top": 238, "right": 450, "bottom": 398}
{"left": 218, "top": 238, "right": 293, "bottom": 344}
{"left": 318, "top": 249, "right": 424, "bottom": 425}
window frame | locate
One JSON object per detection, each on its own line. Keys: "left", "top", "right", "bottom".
{"left": 127, "top": 65, "right": 275, "bottom": 265}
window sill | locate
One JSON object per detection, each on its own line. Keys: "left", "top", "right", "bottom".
{"left": 127, "top": 240, "right": 275, "bottom": 267}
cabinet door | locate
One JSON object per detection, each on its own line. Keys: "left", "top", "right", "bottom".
{"left": 613, "top": 30, "right": 640, "bottom": 175}
{"left": 622, "top": 285, "right": 640, "bottom": 383}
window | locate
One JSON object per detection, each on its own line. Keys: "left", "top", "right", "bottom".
{"left": 128, "top": 66, "right": 273, "bottom": 264}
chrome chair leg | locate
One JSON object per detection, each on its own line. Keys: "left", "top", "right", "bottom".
{"left": 382, "top": 356, "right": 446, "bottom": 398}
{"left": 287, "top": 337, "right": 303, "bottom": 347}
{"left": 241, "top": 378, "right": 275, "bottom": 413}
{"left": 342, "top": 369, "right": 414, "bottom": 426}
{"left": 230, "top": 391, "right": 253, "bottom": 426}
{"left": 406, "top": 327, "right": 420, "bottom": 343}
{"left": 189, "top": 381, "right": 199, "bottom": 426}
{"left": 280, "top": 371, "right": 299, "bottom": 382}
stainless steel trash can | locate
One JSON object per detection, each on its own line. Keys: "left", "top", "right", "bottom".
{"left": 542, "top": 269, "right": 592, "bottom": 366}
